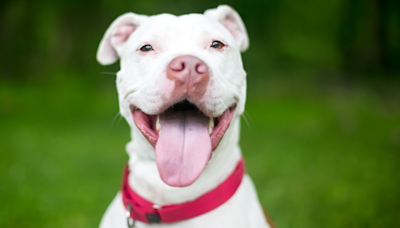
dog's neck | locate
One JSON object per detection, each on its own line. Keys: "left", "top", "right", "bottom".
{"left": 125, "top": 118, "right": 242, "bottom": 205}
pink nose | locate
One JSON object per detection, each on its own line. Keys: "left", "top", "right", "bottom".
{"left": 167, "top": 55, "right": 209, "bottom": 100}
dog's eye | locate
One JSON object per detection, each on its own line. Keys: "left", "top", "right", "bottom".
{"left": 211, "top": 41, "right": 224, "bottom": 49}
{"left": 140, "top": 44, "right": 154, "bottom": 52}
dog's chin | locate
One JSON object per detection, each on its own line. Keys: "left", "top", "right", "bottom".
{"left": 131, "top": 100, "right": 236, "bottom": 187}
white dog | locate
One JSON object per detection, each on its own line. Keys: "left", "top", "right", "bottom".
{"left": 96, "top": 5, "right": 272, "bottom": 228}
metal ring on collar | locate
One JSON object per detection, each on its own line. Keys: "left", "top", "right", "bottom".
{"left": 126, "top": 203, "right": 136, "bottom": 228}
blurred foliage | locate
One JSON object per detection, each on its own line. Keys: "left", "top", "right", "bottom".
{"left": 0, "top": 0, "right": 400, "bottom": 228}
{"left": 0, "top": 0, "right": 399, "bottom": 83}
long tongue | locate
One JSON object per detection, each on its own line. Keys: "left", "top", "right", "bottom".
{"left": 155, "top": 109, "right": 211, "bottom": 187}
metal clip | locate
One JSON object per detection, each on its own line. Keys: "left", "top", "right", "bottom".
{"left": 126, "top": 203, "right": 136, "bottom": 228}
{"left": 152, "top": 204, "right": 162, "bottom": 209}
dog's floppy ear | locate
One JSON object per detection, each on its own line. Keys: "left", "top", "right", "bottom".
{"left": 204, "top": 5, "right": 249, "bottom": 52}
{"left": 96, "top": 13, "right": 148, "bottom": 65}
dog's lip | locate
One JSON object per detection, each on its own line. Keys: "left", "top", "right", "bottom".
{"left": 130, "top": 103, "right": 236, "bottom": 150}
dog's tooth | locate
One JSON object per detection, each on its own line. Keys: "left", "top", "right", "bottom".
{"left": 208, "top": 117, "right": 214, "bottom": 134}
{"left": 156, "top": 115, "right": 161, "bottom": 131}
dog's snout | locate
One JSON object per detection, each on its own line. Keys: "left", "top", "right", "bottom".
{"left": 167, "top": 55, "right": 209, "bottom": 100}
{"left": 168, "top": 55, "right": 207, "bottom": 74}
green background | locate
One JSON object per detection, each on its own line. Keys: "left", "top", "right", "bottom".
{"left": 0, "top": 0, "right": 399, "bottom": 227}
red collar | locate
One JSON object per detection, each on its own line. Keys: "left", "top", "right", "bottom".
{"left": 121, "top": 158, "right": 245, "bottom": 224}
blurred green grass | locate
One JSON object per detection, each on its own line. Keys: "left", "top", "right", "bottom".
{"left": 0, "top": 74, "right": 399, "bottom": 228}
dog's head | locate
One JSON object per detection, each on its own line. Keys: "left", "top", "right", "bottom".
{"left": 97, "top": 5, "right": 249, "bottom": 187}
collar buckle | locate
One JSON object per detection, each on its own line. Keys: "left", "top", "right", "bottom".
{"left": 146, "top": 213, "right": 162, "bottom": 223}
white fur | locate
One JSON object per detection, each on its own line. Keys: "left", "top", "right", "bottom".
{"left": 97, "top": 5, "right": 270, "bottom": 228}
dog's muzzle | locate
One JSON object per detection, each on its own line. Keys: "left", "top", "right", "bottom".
{"left": 131, "top": 55, "right": 236, "bottom": 188}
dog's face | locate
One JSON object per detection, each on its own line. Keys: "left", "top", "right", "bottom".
{"left": 97, "top": 5, "right": 249, "bottom": 187}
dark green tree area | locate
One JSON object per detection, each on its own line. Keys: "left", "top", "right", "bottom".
{"left": 0, "top": 0, "right": 399, "bottom": 82}
{"left": 1, "top": 1, "right": 399, "bottom": 228}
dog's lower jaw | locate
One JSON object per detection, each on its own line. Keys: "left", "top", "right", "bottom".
{"left": 125, "top": 117, "right": 242, "bottom": 205}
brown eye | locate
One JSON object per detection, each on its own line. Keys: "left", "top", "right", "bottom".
{"left": 140, "top": 44, "right": 153, "bottom": 52}
{"left": 211, "top": 41, "right": 224, "bottom": 49}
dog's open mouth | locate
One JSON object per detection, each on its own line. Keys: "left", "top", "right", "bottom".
{"left": 132, "top": 100, "right": 235, "bottom": 187}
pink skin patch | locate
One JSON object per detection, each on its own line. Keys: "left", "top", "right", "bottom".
{"left": 224, "top": 17, "right": 238, "bottom": 39}
{"left": 132, "top": 106, "right": 236, "bottom": 187}
{"left": 111, "top": 24, "right": 136, "bottom": 45}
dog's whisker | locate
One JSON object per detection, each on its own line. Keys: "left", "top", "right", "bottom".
{"left": 110, "top": 112, "right": 122, "bottom": 128}
{"left": 243, "top": 111, "right": 253, "bottom": 122}
{"left": 117, "top": 114, "right": 123, "bottom": 125}
{"left": 241, "top": 114, "right": 251, "bottom": 130}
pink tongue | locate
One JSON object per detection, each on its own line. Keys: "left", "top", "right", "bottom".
{"left": 155, "top": 109, "right": 211, "bottom": 187}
